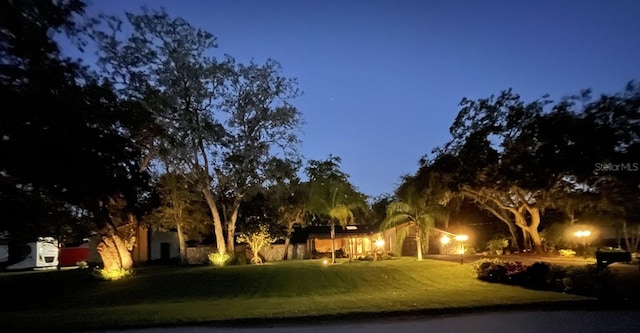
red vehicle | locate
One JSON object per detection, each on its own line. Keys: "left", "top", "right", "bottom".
{"left": 58, "top": 242, "right": 90, "bottom": 267}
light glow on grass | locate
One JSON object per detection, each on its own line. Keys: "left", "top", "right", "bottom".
{"left": 1, "top": 258, "right": 589, "bottom": 332}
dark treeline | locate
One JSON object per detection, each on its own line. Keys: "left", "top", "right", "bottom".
{"left": 2, "top": 1, "right": 638, "bottom": 272}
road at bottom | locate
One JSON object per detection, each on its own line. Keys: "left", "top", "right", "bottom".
{"left": 90, "top": 309, "right": 640, "bottom": 333}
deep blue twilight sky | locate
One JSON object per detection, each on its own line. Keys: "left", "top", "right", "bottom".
{"left": 80, "top": 0, "right": 640, "bottom": 198}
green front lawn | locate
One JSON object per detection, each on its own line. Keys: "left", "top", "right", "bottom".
{"left": 0, "top": 258, "right": 587, "bottom": 332}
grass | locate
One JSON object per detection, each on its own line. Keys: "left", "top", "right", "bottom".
{"left": 0, "top": 258, "right": 589, "bottom": 332}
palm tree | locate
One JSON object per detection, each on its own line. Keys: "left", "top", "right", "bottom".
{"left": 382, "top": 176, "right": 451, "bottom": 261}
{"left": 386, "top": 163, "right": 462, "bottom": 259}
{"left": 327, "top": 195, "right": 366, "bottom": 263}
{"left": 382, "top": 200, "right": 435, "bottom": 261}
{"left": 305, "top": 156, "right": 367, "bottom": 263}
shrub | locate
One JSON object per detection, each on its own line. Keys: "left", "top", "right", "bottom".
{"left": 472, "top": 258, "right": 504, "bottom": 274}
{"left": 487, "top": 238, "right": 509, "bottom": 254}
{"left": 503, "top": 261, "right": 527, "bottom": 284}
{"left": 473, "top": 259, "right": 527, "bottom": 284}
{"left": 559, "top": 249, "right": 576, "bottom": 257}
{"left": 237, "top": 225, "right": 278, "bottom": 264}
{"left": 208, "top": 252, "right": 232, "bottom": 267}
{"left": 547, "top": 264, "right": 570, "bottom": 292}
{"left": 561, "top": 264, "right": 614, "bottom": 298}
{"left": 522, "top": 262, "right": 553, "bottom": 289}
{"left": 440, "top": 242, "right": 460, "bottom": 254}
{"left": 471, "top": 258, "right": 504, "bottom": 277}
{"left": 473, "top": 258, "right": 506, "bottom": 282}
{"left": 472, "top": 258, "right": 616, "bottom": 299}
{"left": 94, "top": 267, "right": 133, "bottom": 281}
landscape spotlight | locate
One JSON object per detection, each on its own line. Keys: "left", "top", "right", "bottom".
{"left": 574, "top": 230, "right": 591, "bottom": 259}
{"left": 454, "top": 234, "right": 468, "bottom": 264}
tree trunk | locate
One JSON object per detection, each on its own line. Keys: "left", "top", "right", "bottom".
{"left": 623, "top": 221, "right": 631, "bottom": 252}
{"left": 527, "top": 207, "right": 543, "bottom": 253}
{"left": 282, "top": 221, "right": 294, "bottom": 260}
{"left": 415, "top": 225, "right": 423, "bottom": 261}
{"left": 96, "top": 233, "right": 133, "bottom": 271}
{"left": 513, "top": 207, "right": 544, "bottom": 254}
{"left": 177, "top": 223, "right": 187, "bottom": 265}
{"left": 423, "top": 230, "right": 430, "bottom": 257}
{"left": 331, "top": 222, "right": 336, "bottom": 263}
{"left": 94, "top": 211, "right": 136, "bottom": 272}
{"left": 506, "top": 222, "right": 520, "bottom": 251}
{"left": 226, "top": 198, "right": 241, "bottom": 254}
{"left": 97, "top": 236, "right": 120, "bottom": 271}
{"left": 522, "top": 228, "right": 530, "bottom": 251}
{"left": 623, "top": 222, "right": 640, "bottom": 252}
{"left": 527, "top": 226, "right": 544, "bottom": 254}
{"left": 202, "top": 187, "right": 226, "bottom": 255}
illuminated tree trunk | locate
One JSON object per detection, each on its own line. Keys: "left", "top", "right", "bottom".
{"left": 513, "top": 207, "right": 543, "bottom": 254}
{"left": 623, "top": 221, "right": 640, "bottom": 252}
{"left": 507, "top": 222, "right": 520, "bottom": 251}
{"left": 282, "top": 221, "right": 294, "bottom": 260}
{"left": 226, "top": 197, "right": 242, "bottom": 254}
{"left": 177, "top": 223, "right": 187, "bottom": 264}
{"left": 415, "top": 224, "right": 423, "bottom": 261}
{"left": 331, "top": 222, "right": 336, "bottom": 263}
{"left": 202, "top": 187, "right": 227, "bottom": 255}
{"left": 97, "top": 232, "right": 134, "bottom": 271}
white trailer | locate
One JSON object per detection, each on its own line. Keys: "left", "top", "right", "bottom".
{"left": 6, "top": 237, "right": 59, "bottom": 270}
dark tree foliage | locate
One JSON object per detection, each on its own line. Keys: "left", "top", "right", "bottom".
{"left": 428, "top": 82, "right": 640, "bottom": 252}
{"left": 0, "top": 0, "right": 150, "bottom": 241}
{"left": 305, "top": 155, "right": 368, "bottom": 225}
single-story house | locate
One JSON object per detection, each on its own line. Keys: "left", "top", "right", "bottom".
{"left": 305, "top": 224, "right": 376, "bottom": 258}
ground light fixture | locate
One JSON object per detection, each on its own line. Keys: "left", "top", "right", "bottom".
{"left": 454, "top": 234, "right": 468, "bottom": 264}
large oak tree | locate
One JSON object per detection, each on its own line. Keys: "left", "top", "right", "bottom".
{"left": 0, "top": 0, "right": 151, "bottom": 270}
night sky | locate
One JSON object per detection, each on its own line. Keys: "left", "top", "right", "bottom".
{"left": 79, "top": 0, "right": 640, "bottom": 198}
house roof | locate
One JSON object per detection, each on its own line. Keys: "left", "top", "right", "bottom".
{"left": 305, "top": 224, "right": 380, "bottom": 239}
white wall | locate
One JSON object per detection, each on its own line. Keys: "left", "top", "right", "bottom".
{"left": 150, "top": 231, "right": 180, "bottom": 260}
